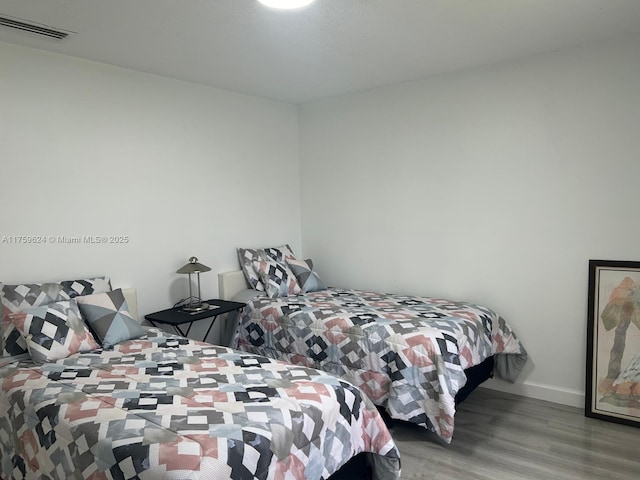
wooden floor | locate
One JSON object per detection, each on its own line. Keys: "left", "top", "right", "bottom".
{"left": 387, "top": 388, "right": 640, "bottom": 480}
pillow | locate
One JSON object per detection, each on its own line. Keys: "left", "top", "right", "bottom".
{"left": 9, "top": 299, "right": 100, "bottom": 363}
{"left": 253, "top": 258, "right": 302, "bottom": 299}
{"left": 1, "top": 276, "right": 111, "bottom": 357}
{"left": 76, "top": 288, "right": 144, "bottom": 349}
{"left": 237, "top": 245, "right": 296, "bottom": 291}
{"left": 286, "top": 258, "right": 327, "bottom": 293}
{"left": 60, "top": 277, "right": 112, "bottom": 298}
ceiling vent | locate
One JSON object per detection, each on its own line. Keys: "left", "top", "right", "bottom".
{"left": 0, "top": 15, "right": 73, "bottom": 40}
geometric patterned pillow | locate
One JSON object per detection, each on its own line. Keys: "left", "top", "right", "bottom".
{"left": 76, "top": 288, "right": 145, "bottom": 349}
{"left": 9, "top": 299, "right": 100, "bottom": 363}
{"left": 253, "top": 258, "right": 302, "bottom": 299}
{"left": 237, "top": 245, "right": 296, "bottom": 291}
{"left": 60, "top": 277, "right": 112, "bottom": 299}
{"left": 0, "top": 276, "right": 111, "bottom": 357}
{"left": 286, "top": 258, "right": 327, "bottom": 293}
{"left": 1, "top": 282, "right": 65, "bottom": 357}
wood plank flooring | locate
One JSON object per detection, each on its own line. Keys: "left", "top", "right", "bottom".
{"left": 389, "top": 387, "right": 640, "bottom": 479}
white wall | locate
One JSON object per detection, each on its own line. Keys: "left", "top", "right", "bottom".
{"left": 0, "top": 41, "right": 301, "bottom": 343}
{"left": 298, "top": 34, "right": 640, "bottom": 406}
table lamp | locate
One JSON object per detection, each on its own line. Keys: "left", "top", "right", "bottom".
{"left": 177, "top": 256, "right": 211, "bottom": 312}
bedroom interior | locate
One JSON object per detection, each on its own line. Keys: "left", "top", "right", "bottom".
{"left": 1, "top": 0, "right": 640, "bottom": 478}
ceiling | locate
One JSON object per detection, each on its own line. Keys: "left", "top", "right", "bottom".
{"left": 1, "top": 0, "right": 640, "bottom": 104}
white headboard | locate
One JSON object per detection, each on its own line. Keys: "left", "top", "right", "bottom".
{"left": 218, "top": 270, "right": 250, "bottom": 300}
{"left": 120, "top": 287, "right": 140, "bottom": 322}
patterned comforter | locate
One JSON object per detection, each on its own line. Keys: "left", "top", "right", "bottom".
{"left": 0, "top": 328, "right": 400, "bottom": 480}
{"left": 232, "top": 288, "right": 528, "bottom": 443}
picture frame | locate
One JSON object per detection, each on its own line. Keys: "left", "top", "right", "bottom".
{"left": 586, "top": 259, "right": 640, "bottom": 427}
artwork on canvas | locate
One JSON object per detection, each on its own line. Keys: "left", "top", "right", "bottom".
{"left": 586, "top": 260, "right": 640, "bottom": 427}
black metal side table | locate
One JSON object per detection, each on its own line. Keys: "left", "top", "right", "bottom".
{"left": 145, "top": 299, "right": 245, "bottom": 342}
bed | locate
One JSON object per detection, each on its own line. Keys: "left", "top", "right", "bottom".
{"left": 220, "top": 254, "right": 528, "bottom": 445}
{"left": 0, "top": 277, "right": 401, "bottom": 480}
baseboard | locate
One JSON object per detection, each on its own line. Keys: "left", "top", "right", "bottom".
{"left": 481, "top": 378, "right": 584, "bottom": 408}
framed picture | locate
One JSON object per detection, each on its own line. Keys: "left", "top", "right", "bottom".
{"left": 586, "top": 259, "right": 640, "bottom": 427}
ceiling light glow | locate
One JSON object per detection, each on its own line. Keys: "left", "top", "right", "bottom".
{"left": 257, "top": 0, "right": 315, "bottom": 10}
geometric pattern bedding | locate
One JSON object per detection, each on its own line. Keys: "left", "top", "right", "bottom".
{"left": 1, "top": 276, "right": 111, "bottom": 357}
{"left": 232, "top": 288, "right": 528, "bottom": 444}
{"left": 0, "top": 328, "right": 400, "bottom": 480}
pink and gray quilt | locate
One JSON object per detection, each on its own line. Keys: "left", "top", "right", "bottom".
{"left": 0, "top": 329, "right": 400, "bottom": 479}
{"left": 232, "top": 288, "right": 528, "bottom": 443}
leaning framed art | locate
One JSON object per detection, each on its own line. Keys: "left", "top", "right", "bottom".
{"left": 586, "top": 259, "right": 640, "bottom": 427}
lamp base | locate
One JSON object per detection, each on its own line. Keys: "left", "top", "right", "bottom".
{"left": 182, "top": 302, "right": 210, "bottom": 313}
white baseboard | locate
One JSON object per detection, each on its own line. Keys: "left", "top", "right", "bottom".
{"left": 481, "top": 378, "right": 585, "bottom": 408}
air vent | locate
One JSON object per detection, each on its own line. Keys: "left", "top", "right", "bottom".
{"left": 0, "top": 15, "right": 73, "bottom": 40}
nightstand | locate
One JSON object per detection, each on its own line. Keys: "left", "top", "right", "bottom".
{"left": 145, "top": 299, "right": 245, "bottom": 342}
